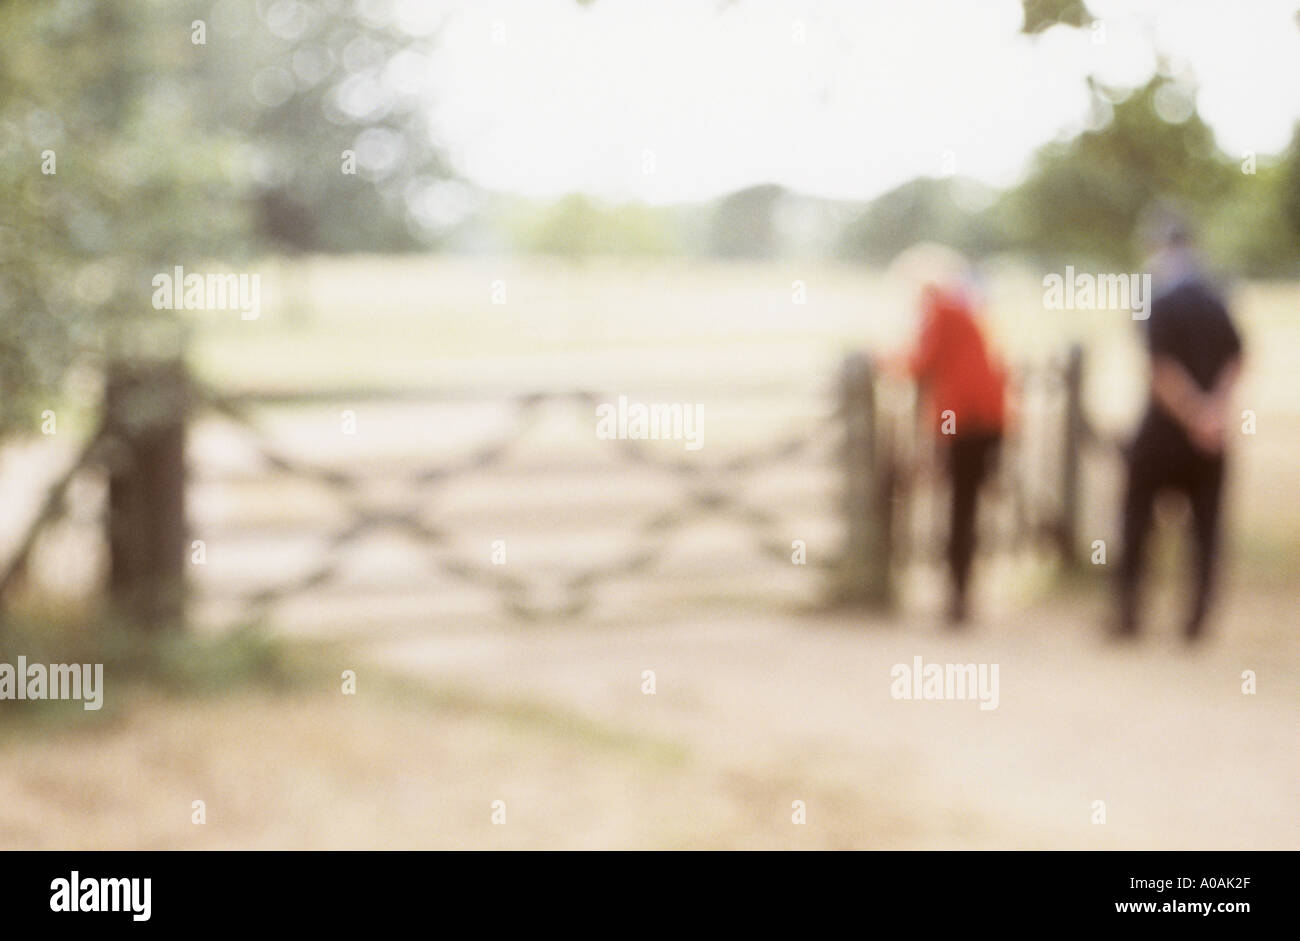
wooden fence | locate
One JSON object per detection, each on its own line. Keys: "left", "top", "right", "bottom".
{"left": 838, "top": 345, "right": 1087, "bottom": 609}
{"left": 0, "top": 349, "right": 1093, "bottom": 628}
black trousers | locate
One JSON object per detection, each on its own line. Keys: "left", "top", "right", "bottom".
{"left": 946, "top": 432, "right": 1001, "bottom": 613}
{"left": 1118, "top": 433, "right": 1226, "bottom": 638}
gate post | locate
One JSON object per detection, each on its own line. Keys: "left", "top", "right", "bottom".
{"left": 104, "top": 358, "right": 189, "bottom": 630}
{"left": 1058, "top": 344, "right": 1084, "bottom": 568}
{"left": 837, "top": 352, "right": 893, "bottom": 609}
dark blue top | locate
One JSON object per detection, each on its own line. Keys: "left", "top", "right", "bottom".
{"left": 1134, "top": 279, "right": 1242, "bottom": 462}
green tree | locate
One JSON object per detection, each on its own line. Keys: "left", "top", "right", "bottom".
{"left": 0, "top": 0, "right": 248, "bottom": 433}
{"left": 1204, "top": 149, "right": 1300, "bottom": 278}
{"left": 200, "top": 1, "right": 455, "bottom": 252}
{"left": 513, "top": 194, "right": 676, "bottom": 258}
{"left": 1000, "top": 74, "right": 1237, "bottom": 268}
{"left": 709, "top": 184, "right": 785, "bottom": 259}
{"left": 1020, "top": 0, "right": 1094, "bottom": 34}
{"left": 838, "top": 177, "right": 1005, "bottom": 263}
{"left": 1280, "top": 123, "right": 1300, "bottom": 245}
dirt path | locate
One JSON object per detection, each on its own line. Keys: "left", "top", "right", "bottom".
{"left": 2, "top": 588, "right": 1294, "bottom": 849}
{"left": 369, "top": 590, "right": 1300, "bottom": 849}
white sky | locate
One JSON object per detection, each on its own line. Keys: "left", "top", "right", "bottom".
{"left": 422, "top": 0, "right": 1300, "bottom": 204}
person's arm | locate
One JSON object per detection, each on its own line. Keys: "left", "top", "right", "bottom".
{"left": 1198, "top": 354, "right": 1242, "bottom": 452}
{"left": 1210, "top": 355, "right": 1242, "bottom": 410}
{"left": 878, "top": 300, "right": 944, "bottom": 380}
{"left": 1201, "top": 302, "right": 1245, "bottom": 448}
{"left": 907, "top": 303, "right": 944, "bottom": 382}
{"left": 1145, "top": 295, "right": 1221, "bottom": 451}
{"left": 1151, "top": 355, "right": 1209, "bottom": 433}
{"left": 1152, "top": 354, "right": 1242, "bottom": 454}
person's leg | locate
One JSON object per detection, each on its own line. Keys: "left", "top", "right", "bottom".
{"left": 1117, "top": 454, "right": 1158, "bottom": 638}
{"left": 1185, "top": 457, "right": 1226, "bottom": 641}
{"left": 947, "top": 435, "right": 992, "bottom": 623}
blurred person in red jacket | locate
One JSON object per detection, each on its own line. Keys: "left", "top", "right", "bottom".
{"left": 889, "top": 246, "right": 1008, "bottom": 624}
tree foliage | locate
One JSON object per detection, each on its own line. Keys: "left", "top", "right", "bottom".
{"left": 200, "top": 1, "right": 454, "bottom": 252}
{"left": 0, "top": 0, "right": 247, "bottom": 433}
{"left": 1020, "top": 0, "right": 1094, "bottom": 35}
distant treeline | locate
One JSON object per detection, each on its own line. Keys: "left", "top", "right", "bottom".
{"left": 489, "top": 74, "right": 1300, "bottom": 277}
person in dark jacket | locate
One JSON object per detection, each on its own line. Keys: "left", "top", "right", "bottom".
{"left": 1117, "top": 224, "right": 1243, "bottom": 641}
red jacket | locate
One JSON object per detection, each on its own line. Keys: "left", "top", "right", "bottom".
{"left": 908, "top": 287, "right": 1006, "bottom": 435}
